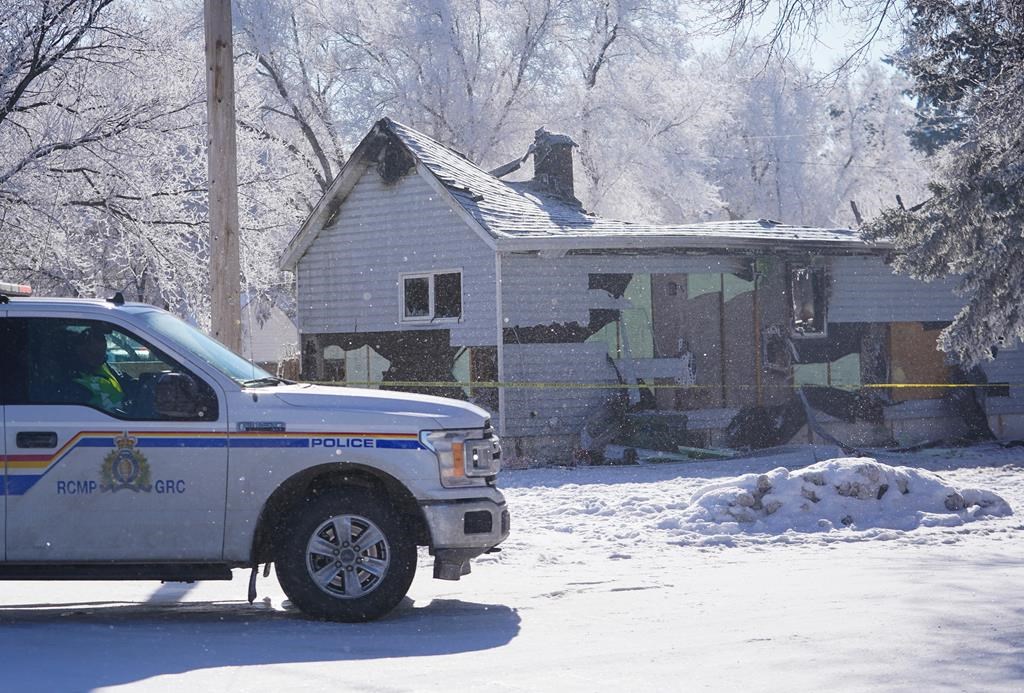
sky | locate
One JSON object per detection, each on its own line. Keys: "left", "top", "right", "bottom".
{"left": 691, "top": 2, "right": 902, "bottom": 74}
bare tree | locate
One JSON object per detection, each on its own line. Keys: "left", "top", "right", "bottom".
{"left": 698, "top": 0, "right": 902, "bottom": 68}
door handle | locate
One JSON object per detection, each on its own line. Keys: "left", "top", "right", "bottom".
{"left": 16, "top": 431, "right": 58, "bottom": 449}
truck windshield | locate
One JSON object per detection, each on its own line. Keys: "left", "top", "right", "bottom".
{"left": 135, "top": 309, "right": 276, "bottom": 385}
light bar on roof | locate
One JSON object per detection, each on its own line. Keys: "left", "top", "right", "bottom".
{"left": 0, "top": 281, "right": 32, "bottom": 296}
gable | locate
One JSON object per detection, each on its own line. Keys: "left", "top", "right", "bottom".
{"left": 295, "top": 164, "right": 497, "bottom": 344}
{"left": 281, "top": 123, "right": 495, "bottom": 271}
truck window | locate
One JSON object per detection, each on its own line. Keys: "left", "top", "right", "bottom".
{"left": 133, "top": 309, "right": 274, "bottom": 385}
{"left": 11, "top": 317, "right": 218, "bottom": 421}
{"left": 0, "top": 317, "right": 24, "bottom": 404}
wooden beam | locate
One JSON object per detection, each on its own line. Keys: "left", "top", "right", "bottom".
{"left": 204, "top": 0, "right": 241, "bottom": 351}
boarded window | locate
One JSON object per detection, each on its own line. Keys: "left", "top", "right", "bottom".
{"left": 723, "top": 273, "right": 754, "bottom": 302}
{"left": 687, "top": 273, "right": 721, "bottom": 299}
{"left": 890, "top": 322, "right": 950, "bottom": 401}
{"left": 453, "top": 347, "right": 471, "bottom": 396}
{"left": 322, "top": 344, "right": 345, "bottom": 382}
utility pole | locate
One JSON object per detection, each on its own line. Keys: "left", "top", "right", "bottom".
{"left": 204, "top": 0, "right": 242, "bottom": 352}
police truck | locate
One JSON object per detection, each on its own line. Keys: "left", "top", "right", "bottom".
{"left": 0, "top": 283, "right": 508, "bottom": 621}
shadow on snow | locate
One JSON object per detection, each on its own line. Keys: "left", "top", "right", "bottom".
{"left": 0, "top": 595, "right": 521, "bottom": 690}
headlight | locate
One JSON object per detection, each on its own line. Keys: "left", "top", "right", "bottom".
{"left": 420, "top": 427, "right": 501, "bottom": 488}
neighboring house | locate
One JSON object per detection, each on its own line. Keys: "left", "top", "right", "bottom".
{"left": 240, "top": 302, "right": 299, "bottom": 378}
{"left": 281, "top": 118, "right": 1024, "bottom": 463}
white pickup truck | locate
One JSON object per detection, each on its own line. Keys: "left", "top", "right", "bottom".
{"left": 0, "top": 283, "right": 508, "bottom": 621}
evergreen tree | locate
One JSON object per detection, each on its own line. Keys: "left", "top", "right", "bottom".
{"left": 898, "top": 1, "right": 1019, "bottom": 154}
{"left": 864, "top": 0, "right": 1024, "bottom": 365}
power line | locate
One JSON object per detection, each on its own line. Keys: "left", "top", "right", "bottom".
{"left": 676, "top": 151, "right": 926, "bottom": 173}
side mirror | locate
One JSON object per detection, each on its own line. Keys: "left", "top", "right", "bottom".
{"left": 155, "top": 372, "right": 204, "bottom": 419}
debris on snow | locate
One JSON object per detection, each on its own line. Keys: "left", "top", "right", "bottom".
{"left": 681, "top": 457, "right": 1012, "bottom": 533}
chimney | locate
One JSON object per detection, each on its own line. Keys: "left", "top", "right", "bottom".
{"left": 532, "top": 128, "right": 578, "bottom": 203}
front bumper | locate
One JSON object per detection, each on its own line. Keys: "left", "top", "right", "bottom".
{"left": 420, "top": 494, "right": 510, "bottom": 580}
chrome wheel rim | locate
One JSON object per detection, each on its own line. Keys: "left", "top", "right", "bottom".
{"left": 305, "top": 514, "right": 390, "bottom": 599}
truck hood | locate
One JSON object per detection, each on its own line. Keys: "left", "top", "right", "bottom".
{"left": 268, "top": 384, "right": 491, "bottom": 430}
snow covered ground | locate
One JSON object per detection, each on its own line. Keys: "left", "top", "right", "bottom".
{"left": 1, "top": 443, "right": 1022, "bottom": 692}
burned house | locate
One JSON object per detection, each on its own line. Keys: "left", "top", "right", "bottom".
{"left": 281, "top": 118, "right": 1024, "bottom": 463}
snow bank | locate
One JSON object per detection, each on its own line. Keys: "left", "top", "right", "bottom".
{"left": 680, "top": 457, "right": 1012, "bottom": 534}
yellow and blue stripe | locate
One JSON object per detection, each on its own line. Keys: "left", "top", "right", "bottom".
{"left": 1, "top": 430, "right": 424, "bottom": 495}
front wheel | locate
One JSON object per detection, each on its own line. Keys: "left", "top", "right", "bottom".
{"left": 276, "top": 489, "right": 417, "bottom": 622}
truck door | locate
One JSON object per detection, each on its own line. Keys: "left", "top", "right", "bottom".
{"left": 4, "top": 316, "right": 229, "bottom": 562}
{"left": 0, "top": 309, "right": 9, "bottom": 561}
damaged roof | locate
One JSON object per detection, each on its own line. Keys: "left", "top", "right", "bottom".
{"left": 282, "top": 118, "right": 885, "bottom": 270}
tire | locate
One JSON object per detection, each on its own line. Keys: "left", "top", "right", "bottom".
{"left": 275, "top": 488, "right": 417, "bottom": 622}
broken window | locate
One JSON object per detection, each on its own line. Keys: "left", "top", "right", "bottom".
{"left": 434, "top": 272, "right": 462, "bottom": 318}
{"left": 401, "top": 271, "right": 462, "bottom": 322}
{"left": 790, "top": 265, "right": 826, "bottom": 335}
{"left": 587, "top": 273, "right": 632, "bottom": 298}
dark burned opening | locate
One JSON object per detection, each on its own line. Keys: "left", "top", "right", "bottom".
{"left": 376, "top": 135, "right": 415, "bottom": 183}
{"left": 588, "top": 273, "right": 633, "bottom": 299}
{"left": 790, "top": 265, "right": 826, "bottom": 335}
{"left": 403, "top": 277, "right": 429, "bottom": 318}
{"left": 434, "top": 272, "right": 462, "bottom": 318}
{"left": 503, "top": 309, "right": 620, "bottom": 344}
{"left": 306, "top": 331, "right": 497, "bottom": 405}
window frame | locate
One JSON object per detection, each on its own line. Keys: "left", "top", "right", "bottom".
{"left": 7, "top": 316, "right": 219, "bottom": 422}
{"left": 0, "top": 314, "right": 9, "bottom": 405}
{"left": 398, "top": 268, "right": 463, "bottom": 324}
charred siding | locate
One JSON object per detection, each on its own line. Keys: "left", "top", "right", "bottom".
{"left": 499, "top": 253, "right": 746, "bottom": 328}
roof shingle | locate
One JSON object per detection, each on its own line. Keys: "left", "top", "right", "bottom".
{"left": 383, "top": 118, "right": 879, "bottom": 252}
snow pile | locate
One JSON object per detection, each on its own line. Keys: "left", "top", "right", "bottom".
{"left": 680, "top": 457, "right": 1013, "bottom": 534}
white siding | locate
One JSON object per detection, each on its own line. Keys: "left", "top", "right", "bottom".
{"left": 240, "top": 306, "right": 297, "bottom": 363}
{"left": 829, "top": 255, "right": 963, "bottom": 323}
{"left": 982, "top": 344, "right": 1024, "bottom": 410}
{"left": 296, "top": 166, "right": 497, "bottom": 346}
{"left": 503, "top": 343, "right": 618, "bottom": 437}
{"left": 501, "top": 253, "right": 744, "bottom": 327}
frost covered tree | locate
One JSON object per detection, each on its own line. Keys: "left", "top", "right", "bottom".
{"left": 234, "top": 0, "right": 569, "bottom": 171}
{"left": 0, "top": 1, "right": 310, "bottom": 324}
{"left": 559, "top": 0, "right": 728, "bottom": 222}
{"left": 233, "top": 0, "right": 349, "bottom": 196}
{"left": 863, "top": 1, "right": 1024, "bottom": 365}
{"left": 822, "top": 64, "right": 927, "bottom": 226}
{"left": 703, "top": 50, "right": 831, "bottom": 224}
{"left": 703, "top": 0, "right": 1024, "bottom": 365}
{"left": 0, "top": 0, "right": 209, "bottom": 308}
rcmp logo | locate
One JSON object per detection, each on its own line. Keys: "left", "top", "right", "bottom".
{"left": 100, "top": 433, "right": 152, "bottom": 493}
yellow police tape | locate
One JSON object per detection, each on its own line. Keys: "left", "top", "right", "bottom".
{"left": 314, "top": 380, "right": 1010, "bottom": 390}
